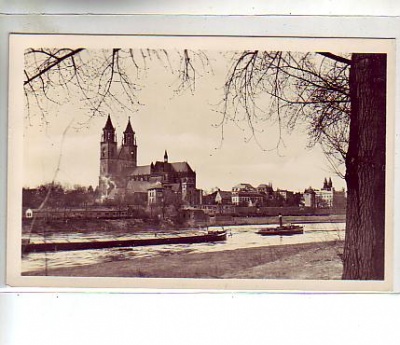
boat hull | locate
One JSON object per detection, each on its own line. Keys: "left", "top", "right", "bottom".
{"left": 257, "top": 226, "right": 304, "bottom": 236}
{"left": 22, "top": 231, "right": 227, "bottom": 254}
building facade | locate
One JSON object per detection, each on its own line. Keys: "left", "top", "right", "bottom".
{"left": 98, "top": 116, "right": 201, "bottom": 205}
{"left": 303, "top": 178, "right": 346, "bottom": 209}
{"left": 231, "top": 183, "right": 264, "bottom": 206}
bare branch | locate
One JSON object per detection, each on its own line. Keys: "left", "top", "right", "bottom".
{"left": 317, "top": 52, "right": 352, "bottom": 65}
{"left": 24, "top": 48, "right": 84, "bottom": 85}
{"left": 220, "top": 50, "right": 351, "bottom": 175}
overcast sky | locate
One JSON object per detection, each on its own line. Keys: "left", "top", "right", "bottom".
{"left": 21, "top": 42, "right": 351, "bottom": 193}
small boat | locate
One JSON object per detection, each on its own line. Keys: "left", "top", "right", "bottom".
{"left": 257, "top": 224, "right": 304, "bottom": 236}
{"left": 257, "top": 214, "right": 304, "bottom": 236}
{"left": 22, "top": 230, "right": 227, "bottom": 254}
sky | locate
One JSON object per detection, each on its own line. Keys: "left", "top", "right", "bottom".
{"left": 22, "top": 47, "right": 347, "bottom": 193}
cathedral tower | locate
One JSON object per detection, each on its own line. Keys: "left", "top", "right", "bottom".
{"left": 100, "top": 115, "right": 118, "bottom": 176}
{"left": 99, "top": 115, "right": 119, "bottom": 199}
{"left": 118, "top": 117, "right": 138, "bottom": 171}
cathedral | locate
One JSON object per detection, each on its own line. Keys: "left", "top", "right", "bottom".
{"left": 98, "top": 115, "right": 201, "bottom": 205}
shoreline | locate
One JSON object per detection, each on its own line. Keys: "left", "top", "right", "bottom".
{"left": 23, "top": 214, "right": 346, "bottom": 236}
{"left": 24, "top": 240, "right": 344, "bottom": 280}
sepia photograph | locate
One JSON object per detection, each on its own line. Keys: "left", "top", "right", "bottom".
{"left": 6, "top": 35, "right": 395, "bottom": 290}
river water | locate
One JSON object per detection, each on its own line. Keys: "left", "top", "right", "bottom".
{"left": 22, "top": 222, "right": 345, "bottom": 274}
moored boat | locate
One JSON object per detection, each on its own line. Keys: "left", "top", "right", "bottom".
{"left": 257, "top": 225, "right": 304, "bottom": 236}
{"left": 22, "top": 230, "right": 227, "bottom": 254}
{"left": 257, "top": 214, "right": 304, "bottom": 236}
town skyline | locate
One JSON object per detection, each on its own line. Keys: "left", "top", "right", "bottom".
{"left": 23, "top": 112, "right": 346, "bottom": 194}
{"left": 22, "top": 46, "right": 347, "bottom": 194}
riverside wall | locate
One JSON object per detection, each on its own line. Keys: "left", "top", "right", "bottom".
{"left": 208, "top": 214, "right": 346, "bottom": 227}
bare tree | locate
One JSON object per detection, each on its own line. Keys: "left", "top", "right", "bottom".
{"left": 220, "top": 51, "right": 350, "bottom": 176}
{"left": 221, "top": 51, "right": 386, "bottom": 280}
{"left": 24, "top": 48, "right": 210, "bottom": 124}
{"left": 24, "top": 48, "right": 142, "bottom": 123}
{"left": 23, "top": 47, "right": 387, "bottom": 280}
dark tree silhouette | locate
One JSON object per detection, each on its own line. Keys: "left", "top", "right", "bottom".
{"left": 221, "top": 51, "right": 386, "bottom": 280}
{"left": 23, "top": 47, "right": 387, "bottom": 280}
{"left": 343, "top": 54, "right": 386, "bottom": 280}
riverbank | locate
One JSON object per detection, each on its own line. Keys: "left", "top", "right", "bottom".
{"left": 23, "top": 214, "right": 346, "bottom": 236}
{"left": 215, "top": 214, "right": 345, "bottom": 227}
{"left": 25, "top": 240, "right": 344, "bottom": 280}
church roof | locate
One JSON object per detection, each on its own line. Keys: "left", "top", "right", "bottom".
{"left": 130, "top": 165, "right": 151, "bottom": 176}
{"left": 127, "top": 161, "right": 194, "bottom": 177}
{"left": 103, "top": 115, "right": 114, "bottom": 130}
{"left": 151, "top": 161, "right": 194, "bottom": 174}
{"left": 124, "top": 117, "right": 134, "bottom": 134}
{"left": 153, "top": 161, "right": 172, "bottom": 172}
{"left": 170, "top": 162, "right": 194, "bottom": 173}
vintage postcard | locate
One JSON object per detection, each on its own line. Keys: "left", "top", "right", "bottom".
{"left": 6, "top": 34, "right": 395, "bottom": 290}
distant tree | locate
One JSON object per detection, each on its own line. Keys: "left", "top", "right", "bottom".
{"left": 124, "top": 192, "right": 148, "bottom": 207}
{"left": 23, "top": 182, "right": 66, "bottom": 208}
{"left": 64, "top": 185, "right": 89, "bottom": 207}
{"left": 22, "top": 187, "right": 42, "bottom": 208}
{"left": 23, "top": 183, "right": 99, "bottom": 208}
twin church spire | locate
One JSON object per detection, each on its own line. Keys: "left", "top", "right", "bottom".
{"left": 99, "top": 115, "right": 198, "bottom": 204}
{"left": 102, "top": 115, "right": 136, "bottom": 146}
{"left": 101, "top": 115, "right": 168, "bottom": 167}
{"left": 102, "top": 115, "right": 116, "bottom": 143}
{"left": 122, "top": 117, "right": 135, "bottom": 146}
{"left": 100, "top": 115, "right": 137, "bottom": 175}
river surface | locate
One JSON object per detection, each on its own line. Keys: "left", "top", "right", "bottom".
{"left": 22, "top": 222, "right": 345, "bottom": 274}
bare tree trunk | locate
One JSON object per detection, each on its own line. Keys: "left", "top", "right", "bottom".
{"left": 343, "top": 54, "right": 386, "bottom": 280}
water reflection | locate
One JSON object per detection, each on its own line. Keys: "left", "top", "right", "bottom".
{"left": 22, "top": 222, "right": 345, "bottom": 274}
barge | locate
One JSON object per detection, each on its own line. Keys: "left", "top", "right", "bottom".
{"left": 22, "top": 230, "right": 227, "bottom": 254}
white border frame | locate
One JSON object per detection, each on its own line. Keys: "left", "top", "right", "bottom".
{"left": 0, "top": 15, "right": 399, "bottom": 292}
{"left": 1, "top": 13, "right": 399, "bottom": 345}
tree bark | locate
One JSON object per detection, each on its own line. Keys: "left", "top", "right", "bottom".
{"left": 343, "top": 54, "right": 387, "bottom": 280}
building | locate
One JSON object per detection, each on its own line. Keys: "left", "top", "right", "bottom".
{"left": 257, "top": 183, "right": 274, "bottom": 195}
{"left": 276, "top": 189, "right": 294, "bottom": 201}
{"left": 315, "top": 189, "right": 334, "bottom": 208}
{"left": 315, "top": 177, "right": 334, "bottom": 208}
{"left": 303, "top": 187, "right": 316, "bottom": 207}
{"left": 98, "top": 116, "right": 201, "bottom": 205}
{"left": 232, "top": 191, "right": 264, "bottom": 206}
{"left": 203, "top": 189, "right": 232, "bottom": 205}
{"left": 25, "top": 208, "right": 33, "bottom": 218}
{"left": 232, "top": 183, "right": 256, "bottom": 192}
{"left": 231, "top": 183, "right": 264, "bottom": 206}
{"left": 257, "top": 183, "right": 275, "bottom": 203}
{"left": 147, "top": 185, "right": 165, "bottom": 205}
{"left": 303, "top": 178, "right": 346, "bottom": 209}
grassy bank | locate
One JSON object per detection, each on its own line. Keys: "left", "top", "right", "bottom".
{"left": 25, "top": 240, "right": 344, "bottom": 280}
